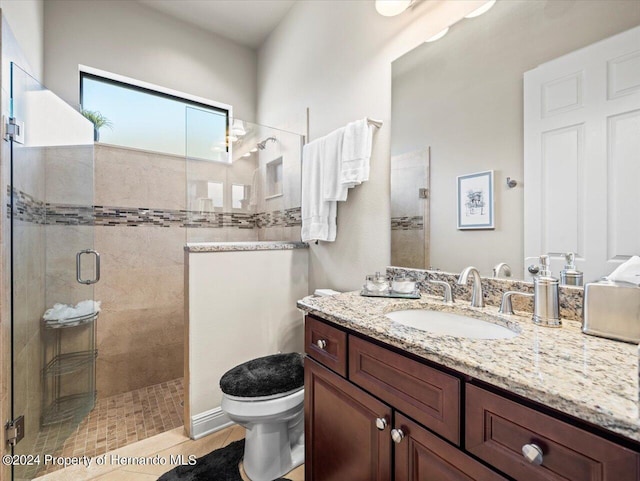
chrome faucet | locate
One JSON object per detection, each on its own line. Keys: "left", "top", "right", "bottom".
{"left": 499, "top": 291, "right": 534, "bottom": 315}
{"left": 457, "top": 266, "right": 484, "bottom": 307}
{"left": 493, "top": 262, "right": 512, "bottom": 278}
{"left": 429, "top": 278, "right": 454, "bottom": 303}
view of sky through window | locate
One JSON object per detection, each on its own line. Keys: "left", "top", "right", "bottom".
{"left": 81, "top": 74, "right": 228, "bottom": 161}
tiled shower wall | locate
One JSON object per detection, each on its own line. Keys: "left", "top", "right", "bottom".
{"left": 10, "top": 143, "right": 302, "bottom": 402}
{"left": 59, "top": 144, "right": 301, "bottom": 398}
{"left": 92, "top": 145, "right": 187, "bottom": 398}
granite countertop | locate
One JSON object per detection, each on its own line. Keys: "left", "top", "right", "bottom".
{"left": 185, "top": 241, "right": 308, "bottom": 253}
{"left": 297, "top": 291, "right": 640, "bottom": 442}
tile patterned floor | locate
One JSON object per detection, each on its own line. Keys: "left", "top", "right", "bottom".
{"left": 35, "top": 424, "right": 305, "bottom": 481}
{"left": 32, "top": 378, "right": 184, "bottom": 477}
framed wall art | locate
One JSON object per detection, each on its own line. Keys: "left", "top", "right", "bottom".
{"left": 457, "top": 170, "right": 494, "bottom": 230}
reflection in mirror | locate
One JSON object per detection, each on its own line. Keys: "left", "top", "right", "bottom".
{"left": 391, "top": 148, "right": 430, "bottom": 268}
{"left": 391, "top": 0, "right": 640, "bottom": 280}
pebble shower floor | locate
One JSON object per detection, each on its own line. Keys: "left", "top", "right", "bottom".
{"left": 27, "top": 378, "right": 184, "bottom": 478}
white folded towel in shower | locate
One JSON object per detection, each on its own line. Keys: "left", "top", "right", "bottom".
{"left": 322, "top": 126, "right": 349, "bottom": 202}
{"left": 605, "top": 256, "right": 640, "bottom": 286}
{"left": 301, "top": 137, "right": 337, "bottom": 242}
{"left": 43, "top": 300, "right": 101, "bottom": 321}
{"left": 341, "top": 118, "right": 373, "bottom": 186}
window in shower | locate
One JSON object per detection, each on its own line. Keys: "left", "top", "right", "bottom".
{"left": 80, "top": 68, "right": 230, "bottom": 161}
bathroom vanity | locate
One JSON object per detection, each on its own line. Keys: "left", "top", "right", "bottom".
{"left": 299, "top": 293, "right": 640, "bottom": 481}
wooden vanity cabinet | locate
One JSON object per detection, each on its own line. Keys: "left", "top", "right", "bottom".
{"left": 304, "top": 314, "right": 640, "bottom": 481}
{"left": 305, "top": 315, "right": 506, "bottom": 481}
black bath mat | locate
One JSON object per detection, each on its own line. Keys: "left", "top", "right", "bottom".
{"left": 157, "top": 439, "right": 293, "bottom": 481}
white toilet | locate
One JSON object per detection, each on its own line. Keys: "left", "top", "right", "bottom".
{"left": 220, "top": 353, "right": 305, "bottom": 481}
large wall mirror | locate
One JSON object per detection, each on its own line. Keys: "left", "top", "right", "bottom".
{"left": 391, "top": 0, "right": 640, "bottom": 282}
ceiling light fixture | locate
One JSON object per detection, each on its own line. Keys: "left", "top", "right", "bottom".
{"left": 426, "top": 27, "right": 449, "bottom": 42}
{"left": 375, "top": 0, "right": 413, "bottom": 17}
{"left": 464, "top": 0, "right": 496, "bottom": 18}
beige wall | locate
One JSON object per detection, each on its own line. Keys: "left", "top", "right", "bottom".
{"left": 43, "top": 0, "right": 257, "bottom": 120}
{"left": 257, "top": 0, "right": 486, "bottom": 292}
{"left": 392, "top": 0, "right": 640, "bottom": 277}
{"left": 0, "top": 0, "right": 44, "bottom": 80}
{"left": 187, "top": 248, "right": 308, "bottom": 438}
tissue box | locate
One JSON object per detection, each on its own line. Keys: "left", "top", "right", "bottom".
{"left": 583, "top": 280, "right": 640, "bottom": 343}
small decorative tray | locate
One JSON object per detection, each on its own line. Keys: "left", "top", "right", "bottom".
{"left": 360, "top": 289, "right": 421, "bottom": 299}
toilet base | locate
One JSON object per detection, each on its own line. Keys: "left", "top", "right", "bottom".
{"left": 242, "top": 409, "right": 304, "bottom": 481}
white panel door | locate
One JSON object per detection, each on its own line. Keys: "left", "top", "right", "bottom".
{"left": 524, "top": 26, "right": 640, "bottom": 282}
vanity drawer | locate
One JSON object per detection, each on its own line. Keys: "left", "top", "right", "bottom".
{"left": 349, "top": 335, "right": 461, "bottom": 445}
{"left": 305, "top": 315, "right": 347, "bottom": 377}
{"left": 466, "top": 384, "right": 640, "bottom": 481}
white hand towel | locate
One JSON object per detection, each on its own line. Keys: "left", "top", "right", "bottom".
{"left": 605, "top": 255, "right": 640, "bottom": 286}
{"left": 322, "top": 127, "right": 350, "bottom": 202}
{"left": 301, "top": 137, "right": 337, "bottom": 242}
{"left": 341, "top": 118, "right": 373, "bottom": 185}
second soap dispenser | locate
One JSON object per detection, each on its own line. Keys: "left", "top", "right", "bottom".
{"left": 533, "top": 255, "right": 561, "bottom": 327}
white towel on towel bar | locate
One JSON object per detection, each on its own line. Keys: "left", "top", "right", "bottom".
{"left": 301, "top": 137, "right": 337, "bottom": 242}
{"left": 322, "top": 127, "right": 349, "bottom": 202}
{"left": 341, "top": 118, "right": 373, "bottom": 186}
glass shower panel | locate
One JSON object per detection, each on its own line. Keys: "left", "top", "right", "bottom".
{"left": 185, "top": 107, "right": 303, "bottom": 244}
{"left": 10, "top": 63, "right": 96, "bottom": 480}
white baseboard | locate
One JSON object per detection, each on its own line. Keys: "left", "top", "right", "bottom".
{"left": 190, "top": 407, "right": 234, "bottom": 440}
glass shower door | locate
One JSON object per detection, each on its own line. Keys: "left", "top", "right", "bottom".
{"left": 9, "top": 63, "right": 97, "bottom": 480}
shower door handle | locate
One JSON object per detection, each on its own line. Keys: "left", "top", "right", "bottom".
{"left": 76, "top": 249, "right": 101, "bottom": 285}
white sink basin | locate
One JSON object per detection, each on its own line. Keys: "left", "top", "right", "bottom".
{"left": 385, "top": 309, "right": 518, "bottom": 340}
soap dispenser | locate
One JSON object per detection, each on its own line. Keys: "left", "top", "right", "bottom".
{"left": 533, "top": 255, "right": 561, "bottom": 327}
{"left": 560, "top": 252, "right": 583, "bottom": 286}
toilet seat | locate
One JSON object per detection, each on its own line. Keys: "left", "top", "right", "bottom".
{"left": 220, "top": 352, "right": 304, "bottom": 399}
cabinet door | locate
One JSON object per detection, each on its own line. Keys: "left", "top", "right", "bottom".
{"left": 395, "top": 413, "right": 507, "bottom": 481}
{"left": 305, "top": 357, "right": 392, "bottom": 481}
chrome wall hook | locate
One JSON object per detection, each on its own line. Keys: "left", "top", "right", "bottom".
{"left": 506, "top": 177, "right": 517, "bottom": 188}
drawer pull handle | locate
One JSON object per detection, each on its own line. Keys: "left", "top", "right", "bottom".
{"left": 522, "top": 443, "right": 544, "bottom": 465}
{"left": 391, "top": 428, "right": 405, "bottom": 444}
{"left": 316, "top": 339, "right": 327, "bottom": 349}
{"left": 375, "top": 417, "right": 387, "bottom": 431}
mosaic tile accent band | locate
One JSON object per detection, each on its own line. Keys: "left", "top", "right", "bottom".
{"left": 8, "top": 187, "right": 302, "bottom": 229}
{"left": 391, "top": 215, "right": 424, "bottom": 231}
